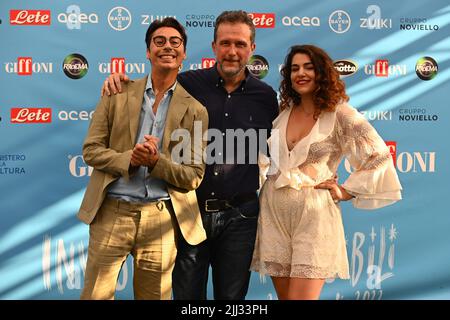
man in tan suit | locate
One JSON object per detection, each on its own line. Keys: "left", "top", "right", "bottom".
{"left": 78, "top": 17, "right": 208, "bottom": 300}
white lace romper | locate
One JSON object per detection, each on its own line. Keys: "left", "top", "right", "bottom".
{"left": 250, "top": 103, "right": 402, "bottom": 279}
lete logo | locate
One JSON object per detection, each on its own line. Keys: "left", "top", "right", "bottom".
{"left": 10, "top": 108, "right": 52, "bottom": 123}
{"left": 10, "top": 10, "right": 51, "bottom": 25}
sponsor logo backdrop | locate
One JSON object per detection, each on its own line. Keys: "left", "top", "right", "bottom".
{"left": 0, "top": 0, "right": 449, "bottom": 300}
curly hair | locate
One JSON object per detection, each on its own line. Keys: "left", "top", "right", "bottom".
{"left": 279, "top": 45, "right": 348, "bottom": 118}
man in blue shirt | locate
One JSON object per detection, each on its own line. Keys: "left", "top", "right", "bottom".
{"left": 78, "top": 17, "right": 208, "bottom": 300}
{"left": 103, "top": 11, "right": 279, "bottom": 300}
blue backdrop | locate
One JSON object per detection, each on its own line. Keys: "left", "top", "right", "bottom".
{"left": 1, "top": 0, "right": 449, "bottom": 300}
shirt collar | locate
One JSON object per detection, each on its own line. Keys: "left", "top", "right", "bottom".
{"left": 145, "top": 74, "right": 177, "bottom": 95}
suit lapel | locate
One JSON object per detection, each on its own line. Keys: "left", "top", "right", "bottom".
{"left": 128, "top": 76, "right": 148, "bottom": 144}
{"left": 162, "top": 84, "right": 189, "bottom": 153}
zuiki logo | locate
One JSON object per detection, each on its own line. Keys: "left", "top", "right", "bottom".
{"left": 11, "top": 107, "right": 52, "bottom": 123}
{"left": 141, "top": 14, "right": 176, "bottom": 25}
{"left": 329, "top": 10, "right": 351, "bottom": 33}
{"left": 108, "top": 7, "right": 131, "bottom": 31}
{"left": 415, "top": 56, "right": 438, "bottom": 81}
{"left": 247, "top": 55, "right": 269, "bottom": 79}
{"left": 63, "top": 53, "right": 88, "bottom": 79}
{"left": 333, "top": 59, "right": 358, "bottom": 77}
{"left": 58, "top": 5, "right": 98, "bottom": 29}
{"left": 364, "top": 60, "right": 407, "bottom": 77}
{"left": 360, "top": 5, "right": 392, "bottom": 29}
{"left": 248, "top": 13, "right": 275, "bottom": 28}
{"left": 5, "top": 57, "right": 53, "bottom": 75}
{"left": 10, "top": 9, "right": 51, "bottom": 25}
{"left": 98, "top": 58, "right": 146, "bottom": 74}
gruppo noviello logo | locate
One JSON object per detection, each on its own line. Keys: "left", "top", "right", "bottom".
{"left": 63, "top": 53, "right": 88, "bottom": 79}
{"left": 247, "top": 55, "right": 269, "bottom": 79}
{"left": 415, "top": 57, "right": 438, "bottom": 81}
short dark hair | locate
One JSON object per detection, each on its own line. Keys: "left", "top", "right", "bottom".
{"left": 145, "top": 17, "right": 187, "bottom": 52}
{"left": 214, "top": 10, "right": 255, "bottom": 43}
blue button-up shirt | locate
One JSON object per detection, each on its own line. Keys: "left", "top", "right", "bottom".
{"left": 107, "top": 75, "right": 176, "bottom": 202}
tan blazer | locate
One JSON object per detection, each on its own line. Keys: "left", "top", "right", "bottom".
{"left": 77, "top": 76, "right": 208, "bottom": 245}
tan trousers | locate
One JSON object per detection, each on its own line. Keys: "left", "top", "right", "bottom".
{"left": 81, "top": 197, "right": 177, "bottom": 300}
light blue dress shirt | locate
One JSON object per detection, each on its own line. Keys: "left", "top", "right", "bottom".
{"left": 107, "top": 75, "right": 176, "bottom": 202}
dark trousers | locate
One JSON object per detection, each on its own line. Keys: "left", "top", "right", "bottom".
{"left": 172, "top": 199, "right": 259, "bottom": 300}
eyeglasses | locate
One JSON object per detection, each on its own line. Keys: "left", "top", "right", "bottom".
{"left": 152, "top": 36, "right": 183, "bottom": 48}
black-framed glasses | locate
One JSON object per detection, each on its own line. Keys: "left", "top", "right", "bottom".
{"left": 152, "top": 36, "right": 183, "bottom": 48}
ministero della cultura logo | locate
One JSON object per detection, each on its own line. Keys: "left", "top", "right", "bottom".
{"left": 62, "top": 53, "right": 89, "bottom": 79}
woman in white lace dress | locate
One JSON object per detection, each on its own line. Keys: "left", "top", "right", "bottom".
{"left": 250, "top": 45, "right": 402, "bottom": 299}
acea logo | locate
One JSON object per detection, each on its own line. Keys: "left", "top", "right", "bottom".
{"left": 247, "top": 55, "right": 269, "bottom": 79}
{"left": 63, "top": 53, "right": 88, "bottom": 79}
{"left": 282, "top": 16, "right": 320, "bottom": 27}
{"left": 58, "top": 5, "right": 98, "bottom": 29}
{"left": 415, "top": 57, "right": 438, "bottom": 81}
{"left": 333, "top": 59, "right": 358, "bottom": 77}
{"left": 108, "top": 6, "right": 132, "bottom": 31}
{"left": 329, "top": 10, "right": 351, "bottom": 33}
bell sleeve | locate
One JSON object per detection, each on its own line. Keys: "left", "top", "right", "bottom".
{"left": 337, "top": 104, "right": 402, "bottom": 209}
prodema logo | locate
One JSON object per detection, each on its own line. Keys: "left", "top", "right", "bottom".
{"left": 344, "top": 142, "right": 436, "bottom": 173}
{"left": 63, "top": 53, "right": 88, "bottom": 79}
{"left": 11, "top": 107, "right": 52, "bottom": 123}
{"left": 399, "top": 17, "right": 438, "bottom": 31}
{"left": 328, "top": 10, "right": 351, "bottom": 33}
{"left": 185, "top": 14, "right": 215, "bottom": 28}
{"left": 98, "top": 58, "right": 146, "bottom": 74}
{"left": 247, "top": 55, "right": 269, "bottom": 79}
{"left": 58, "top": 109, "right": 94, "bottom": 121}
{"left": 282, "top": 16, "right": 320, "bottom": 27}
{"left": 58, "top": 5, "right": 98, "bottom": 30}
{"left": 68, "top": 155, "right": 92, "bottom": 177}
{"left": 189, "top": 58, "right": 216, "bottom": 70}
{"left": 0, "top": 154, "right": 26, "bottom": 175}
{"left": 364, "top": 59, "right": 407, "bottom": 77}
{"left": 398, "top": 107, "right": 438, "bottom": 122}
{"left": 360, "top": 5, "right": 392, "bottom": 29}
{"left": 415, "top": 56, "right": 438, "bottom": 81}
{"left": 141, "top": 14, "right": 176, "bottom": 25}
{"left": 333, "top": 59, "right": 358, "bottom": 78}
{"left": 248, "top": 13, "right": 275, "bottom": 28}
{"left": 108, "top": 6, "right": 132, "bottom": 31}
{"left": 10, "top": 9, "right": 51, "bottom": 25}
{"left": 4, "top": 57, "right": 53, "bottom": 75}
